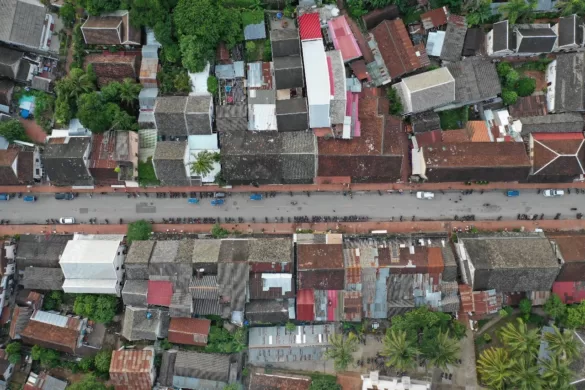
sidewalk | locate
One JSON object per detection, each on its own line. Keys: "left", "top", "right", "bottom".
{"left": 1, "top": 181, "right": 585, "bottom": 195}
{"left": 1, "top": 219, "right": 585, "bottom": 236}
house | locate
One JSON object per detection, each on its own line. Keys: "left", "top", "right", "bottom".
{"left": 455, "top": 232, "right": 559, "bottom": 292}
{"left": 459, "top": 284, "right": 503, "bottom": 317}
{"left": 169, "top": 291, "right": 192, "bottom": 318}
{"left": 487, "top": 20, "right": 557, "bottom": 56}
{"left": 190, "top": 275, "right": 222, "bottom": 316}
{"left": 89, "top": 131, "right": 139, "bottom": 186}
{"left": 159, "top": 350, "right": 236, "bottom": 389}
{"left": 552, "top": 281, "right": 585, "bottom": 304}
{"left": 245, "top": 300, "right": 292, "bottom": 324}
{"left": 546, "top": 52, "right": 585, "bottom": 112}
{"left": 248, "top": 370, "right": 311, "bottom": 390}
{"left": 121, "top": 306, "right": 169, "bottom": 341}
{"left": 318, "top": 91, "right": 408, "bottom": 183}
{"left": 248, "top": 324, "right": 336, "bottom": 364}
{"left": 152, "top": 141, "right": 189, "bottom": 186}
{"left": 0, "top": 351, "right": 14, "bottom": 390}
{"left": 463, "top": 28, "right": 486, "bottom": 57}
{"left": 275, "top": 99, "right": 309, "bottom": 132}
{"left": 243, "top": 11, "right": 266, "bottom": 41}
{"left": 20, "top": 310, "right": 88, "bottom": 354}
{"left": 327, "top": 50, "right": 347, "bottom": 126}
{"left": 362, "top": 5, "right": 399, "bottom": 30}
{"left": 370, "top": 19, "right": 421, "bottom": 80}
{"left": 421, "top": 7, "right": 449, "bottom": 30}
{"left": 216, "top": 105, "right": 247, "bottom": 132}
{"left": 249, "top": 273, "right": 294, "bottom": 299}
{"left": 270, "top": 29, "right": 301, "bottom": 57}
{"left": 393, "top": 67, "right": 456, "bottom": 114}
{"left": 0, "top": 80, "right": 14, "bottom": 114}
{"left": 122, "top": 280, "right": 148, "bottom": 307}
{"left": 220, "top": 131, "right": 316, "bottom": 185}
{"left": 154, "top": 96, "right": 213, "bottom": 139}
{"left": 23, "top": 371, "right": 66, "bottom": 390}
{"left": 273, "top": 56, "right": 304, "bottom": 91}
{"left": 328, "top": 16, "right": 362, "bottom": 62}
{"left": 298, "top": 13, "right": 322, "bottom": 41}
{"left": 361, "top": 372, "right": 431, "bottom": 390}
{"left": 43, "top": 136, "right": 92, "bottom": 186}
{"left": 528, "top": 133, "right": 585, "bottom": 182}
{"left": 9, "top": 291, "right": 42, "bottom": 340}
{"left": 140, "top": 57, "right": 158, "bottom": 88}
{"left": 148, "top": 240, "right": 193, "bottom": 290}
{"left": 0, "top": 0, "right": 53, "bottom": 52}
{"left": 416, "top": 142, "right": 531, "bottom": 182}
{"left": 147, "top": 280, "right": 173, "bottom": 307}
{"left": 548, "top": 233, "right": 585, "bottom": 282}
{"left": 440, "top": 15, "right": 467, "bottom": 63}
{"left": 444, "top": 58, "right": 501, "bottom": 109}
{"left": 247, "top": 62, "right": 277, "bottom": 131}
{"left": 167, "top": 318, "right": 211, "bottom": 346}
{"left": 84, "top": 54, "right": 139, "bottom": 87}
{"left": 109, "top": 348, "right": 156, "bottom": 390}
{"left": 518, "top": 113, "right": 584, "bottom": 134}
{"left": 22, "top": 267, "right": 63, "bottom": 291}
{"left": 59, "top": 238, "right": 125, "bottom": 296}
{"left": 192, "top": 239, "right": 221, "bottom": 275}
{"left": 0, "top": 147, "right": 34, "bottom": 185}
{"left": 186, "top": 135, "right": 220, "bottom": 184}
{"left": 509, "top": 95, "right": 548, "bottom": 118}
{"left": 297, "top": 243, "right": 344, "bottom": 291}
{"left": 218, "top": 261, "right": 249, "bottom": 323}
{"left": 81, "top": 10, "right": 141, "bottom": 46}
{"left": 15, "top": 234, "right": 71, "bottom": 271}
{"left": 411, "top": 111, "right": 441, "bottom": 134}
{"left": 0, "top": 48, "right": 29, "bottom": 82}
{"left": 24, "top": 371, "right": 67, "bottom": 390}
{"left": 302, "top": 40, "right": 331, "bottom": 128}
{"left": 124, "top": 240, "right": 154, "bottom": 280}
{"left": 139, "top": 88, "right": 158, "bottom": 111}
{"left": 553, "top": 14, "right": 583, "bottom": 51}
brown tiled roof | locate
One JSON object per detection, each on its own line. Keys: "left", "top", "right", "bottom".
{"left": 371, "top": 19, "right": 421, "bottom": 79}
{"left": 347, "top": 15, "right": 374, "bottom": 63}
{"left": 249, "top": 371, "right": 311, "bottom": 390}
{"left": 0, "top": 149, "right": 17, "bottom": 167}
{"left": 298, "top": 269, "right": 345, "bottom": 290}
{"left": 548, "top": 233, "right": 585, "bottom": 262}
{"left": 297, "top": 244, "right": 344, "bottom": 270}
{"left": 420, "top": 7, "right": 449, "bottom": 29}
{"left": 509, "top": 95, "right": 547, "bottom": 118}
{"left": 20, "top": 320, "right": 79, "bottom": 354}
{"left": 466, "top": 121, "right": 490, "bottom": 142}
{"left": 168, "top": 318, "right": 211, "bottom": 346}
{"left": 84, "top": 54, "right": 139, "bottom": 87}
{"left": 110, "top": 349, "right": 153, "bottom": 389}
{"left": 441, "top": 129, "right": 469, "bottom": 143}
{"left": 337, "top": 371, "right": 363, "bottom": 390}
{"left": 362, "top": 5, "right": 400, "bottom": 30}
{"left": 350, "top": 60, "right": 370, "bottom": 81}
{"left": 425, "top": 142, "right": 531, "bottom": 168}
{"left": 531, "top": 135, "right": 585, "bottom": 176}
{"left": 17, "top": 151, "right": 34, "bottom": 184}
{"left": 82, "top": 16, "right": 122, "bottom": 45}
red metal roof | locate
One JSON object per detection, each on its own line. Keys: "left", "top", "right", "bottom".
{"left": 328, "top": 15, "right": 362, "bottom": 62}
{"left": 327, "top": 290, "right": 339, "bottom": 321}
{"left": 147, "top": 280, "right": 173, "bottom": 307}
{"left": 296, "top": 289, "right": 315, "bottom": 321}
{"left": 298, "top": 13, "right": 322, "bottom": 41}
{"left": 459, "top": 284, "right": 502, "bottom": 315}
{"left": 552, "top": 282, "right": 585, "bottom": 304}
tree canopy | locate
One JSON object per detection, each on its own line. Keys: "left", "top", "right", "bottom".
{"left": 0, "top": 119, "right": 28, "bottom": 143}
{"left": 127, "top": 220, "right": 153, "bottom": 243}
{"left": 68, "top": 375, "right": 108, "bottom": 390}
{"left": 77, "top": 92, "right": 138, "bottom": 133}
{"left": 324, "top": 333, "right": 359, "bottom": 371}
{"left": 73, "top": 294, "right": 119, "bottom": 323}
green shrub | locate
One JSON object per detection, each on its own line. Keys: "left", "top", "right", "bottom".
{"left": 502, "top": 89, "right": 518, "bottom": 106}
{"left": 207, "top": 76, "right": 219, "bottom": 95}
{"left": 516, "top": 77, "right": 536, "bottom": 97}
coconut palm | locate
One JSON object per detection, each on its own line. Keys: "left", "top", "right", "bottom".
{"left": 499, "top": 318, "right": 540, "bottom": 359}
{"left": 189, "top": 150, "right": 219, "bottom": 178}
{"left": 544, "top": 326, "right": 580, "bottom": 361}
{"left": 422, "top": 330, "right": 460, "bottom": 371}
{"left": 119, "top": 78, "right": 142, "bottom": 108}
{"left": 57, "top": 68, "right": 95, "bottom": 101}
{"left": 556, "top": 0, "right": 585, "bottom": 16}
{"left": 477, "top": 348, "right": 514, "bottom": 390}
{"left": 511, "top": 356, "right": 542, "bottom": 390}
{"left": 499, "top": 0, "right": 537, "bottom": 24}
{"left": 380, "top": 329, "right": 420, "bottom": 372}
{"left": 465, "top": 0, "right": 493, "bottom": 26}
{"left": 541, "top": 355, "right": 574, "bottom": 389}
{"left": 324, "top": 332, "right": 359, "bottom": 371}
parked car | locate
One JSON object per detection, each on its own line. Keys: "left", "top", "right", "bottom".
{"left": 543, "top": 189, "right": 565, "bottom": 197}
{"left": 250, "top": 193, "right": 263, "bottom": 201}
{"left": 0, "top": 194, "right": 10, "bottom": 201}
{"left": 59, "top": 217, "right": 75, "bottom": 224}
{"left": 211, "top": 199, "right": 225, "bottom": 206}
{"left": 55, "top": 193, "right": 74, "bottom": 200}
{"left": 416, "top": 191, "right": 435, "bottom": 200}
{"left": 214, "top": 192, "right": 226, "bottom": 198}
{"left": 506, "top": 190, "right": 520, "bottom": 197}
{"left": 23, "top": 195, "right": 36, "bottom": 202}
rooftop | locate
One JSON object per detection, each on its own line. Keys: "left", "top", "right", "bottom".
{"left": 59, "top": 239, "right": 120, "bottom": 264}
{"left": 154, "top": 141, "right": 187, "bottom": 160}
{"left": 328, "top": 15, "right": 361, "bottom": 62}
{"left": 394, "top": 67, "right": 455, "bottom": 113}
{"left": 173, "top": 351, "right": 231, "bottom": 383}
{"left": 298, "top": 13, "right": 322, "bottom": 41}
{"left": 110, "top": 349, "right": 153, "bottom": 375}
{"left": 126, "top": 241, "right": 155, "bottom": 264}
{"left": 446, "top": 58, "right": 501, "bottom": 104}
{"left": 192, "top": 239, "right": 222, "bottom": 263}
{"left": 248, "top": 371, "right": 311, "bottom": 390}
{"left": 168, "top": 318, "right": 211, "bottom": 346}
{"left": 531, "top": 133, "right": 585, "bottom": 177}
{"left": 553, "top": 52, "right": 585, "bottom": 112}
{"left": 519, "top": 113, "right": 584, "bottom": 135}
{"left": 421, "top": 6, "right": 449, "bottom": 29}
{"left": 424, "top": 142, "right": 530, "bottom": 168}
{"left": 370, "top": 19, "right": 421, "bottom": 79}
{"left": 297, "top": 243, "right": 344, "bottom": 269}
{"left": 440, "top": 15, "right": 467, "bottom": 62}
{"left": 509, "top": 95, "right": 548, "bottom": 118}
{"left": 147, "top": 280, "right": 173, "bottom": 307}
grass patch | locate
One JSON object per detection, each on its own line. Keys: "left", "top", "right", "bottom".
{"left": 242, "top": 10, "right": 265, "bottom": 26}
{"left": 439, "top": 106, "right": 469, "bottom": 130}
{"left": 138, "top": 157, "right": 160, "bottom": 186}
{"left": 516, "top": 58, "right": 552, "bottom": 72}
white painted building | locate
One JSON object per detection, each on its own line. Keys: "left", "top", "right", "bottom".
{"left": 302, "top": 40, "right": 331, "bottom": 128}
{"left": 361, "top": 372, "right": 430, "bottom": 390}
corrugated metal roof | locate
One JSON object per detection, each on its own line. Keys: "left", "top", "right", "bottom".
{"left": 298, "top": 13, "right": 323, "bottom": 41}
{"left": 328, "top": 15, "right": 362, "bottom": 62}
{"left": 30, "top": 310, "right": 68, "bottom": 328}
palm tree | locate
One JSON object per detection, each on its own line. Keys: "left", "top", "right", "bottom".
{"left": 556, "top": 0, "right": 585, "bottom": 16}
{"left": 498, "top": 318, "right": 540, "bottom": 359}
{"left": 324, "top": 333, "right": 359, "bottom": 371}
{"left": 544, "top": 326, "right": 580, "bottom": 361}
{"left": 189, "top": 151, "right": 219, "bottom": 178}
{"left": 380, "top": 329, "right": 420, "bottom": 372}
{"left": 541, "top": 355, "right": 574, "bottom": 389}
{"left": 422, "top": 330, "right": 460, "bottom": 371}
{"left": 57, "top": 68, "right": 95, "bottom": 101}
{"left": 511, "top": 357, "right": 542, "bottom": 390}
{"left": 465, "top": 0, "right": 493, "bottom": 26}
{"left": 477, "top": 348, "right": 513, "bottom": 390}
{"left": 499, "top": 0, "right": 537, "bottom": 24}
{"left": 119, "top": 78, "right": 142, "bottom": 108}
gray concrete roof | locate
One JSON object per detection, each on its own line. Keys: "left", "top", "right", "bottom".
{"left": 154, "top": 141, "right": 187, "bottom": 160}
{"left": 192, "top": 240, "right": 221, "bottom": 263}
{"left": 126, "top": 241, "right": 155, "bottom": 264}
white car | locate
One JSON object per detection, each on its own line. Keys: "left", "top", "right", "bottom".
{"left": 59, "top": 217, "right": 76, "bottom": 224}
{"left": 543, "top": 189, "right": 565, "bottom": 197}
{"left": 416, "top": 191, "right": 435, "bottom": 200}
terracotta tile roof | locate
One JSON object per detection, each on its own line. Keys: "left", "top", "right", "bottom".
{"left": 425, "top": 142, "right": 530, "bottom": 168}
{"left": 297, "top": 244, "right": 344, "bottom": 270}
{"left": 337, "top": 371, "right": 363, "bottom": 390}
{"left": 420, "top": 7, "right": 449, "bottom": 29}
{"left": 531, "top": 133, "right": 585, "bottom": 176}
{"left": 0, "top": 149, "right": 17, "bottom": 167}
{"left": 350, "top": 60, "right": 370, "bottom": 81}
{"left": 147, "top": 280, "right": 173, "bottom": 307}
{"left": 296, "top": 289, "right": 315, "bottom": 321}
{"left": 509, "top": 95, "right": 548, "bottom": 118}
{"left": 298, "top": 13, "right": 322, "bottom": 41}
{"left": 415, "top": 129, "right": 442, "bottom": 146}
{"left": 371, "top": 19, "right": 421, "bottom": 79}
{"left": 441, "top": 129, "right": 468, "bottom": 142}
{"left": 168, "top": 318, "right": 211, "bottom": 346}
{"left": 249, "top": 371, "right": 311, "bottom": 390}
{"left": 110, "top": 349, "right": 153, "bottom": 389}
{"left": 20, "top": 319, "right": 80, "bottom": 354}
{"left": 89, "top": 133, "right": 117, "bottom": 169}
{"left": 84, "top": 54, "right": 139, "bottom": 87}
{"left": 466, "top": 120, "right": 490, "bottom": 142}
{"left": 547, "top": 233, "right": 585, "bottom": 262}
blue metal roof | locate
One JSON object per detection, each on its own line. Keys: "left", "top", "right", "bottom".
{"left": 244, "top": 22, "right": 267, "bottom": 40}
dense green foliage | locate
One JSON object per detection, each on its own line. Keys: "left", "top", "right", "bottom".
{"left": 190, "top": 150, "right": 220, "bottom": 177}
{"left": 43, "top": 291, "right": 65, "bottom": 311}
{"left": 465, "top": 0, "right": 493, "bottom": 26}
{"left": 544, "top": 294, "right": 567, "bottom": 321}
{"left": 499, "top": 0, "right": 537, "bottom": 23}
{"left": 387, "top": 87, "right": 403, "bottom": 116}
{"left": 556, "top": 0, "right": 585, "bottom": 16}
{"left": 73, "top": 294, "right": 119, "bottom": 323}
{"left": 59, "top": 2, "right": 76, "bottom": 26}
{"left": 80, "top": 0, "right": 122, "bottom": 15}
{"left": 0, "top": 119, "right": 29, "bottom": 143}
{"left": 138, "top": 158, "right": 160, "bottom": 185}
{"left": 6, "top": 342, "right": 21, "bottom": 364}
{"left": 94, "top": 350, "right": 113, "bottom": 374}
{"left": 207, "top": 76, "right": 219, "bottom": 95}
{"left": 99, "top": 78, "right": 142, "bottom": 108}
{"left": 519, "top": 298, "right": 532, "bottom": 320}
{"left": 68, "top": 375, "right": 108, "bottom": 390}
{"left": 309, "top": 376, "right": 342, "bottom": 390}
{"left": 439, "top": 107, "right": 469, "bottom": 129}
{"left": 127, "top": 220, "right": 153, "bottom": 243}
{"left": 324, "top": 333, "right": 359, "bottom": 371}
{"left": 501, "top": 89, "right": 518, "bottom": 106}
{"left": 31, "top": 345, "right": 60, "bottom": 368}
{"left": 77, "top": 92, "right": 138, "bottom": 132}
{"left": 204, "top": 325, "right": 246, "bottom": 353}
{"left": 516, "top": 77, "right": 536, "bottom": 97}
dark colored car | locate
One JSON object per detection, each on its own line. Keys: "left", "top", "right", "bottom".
{"left": 55, "top": 192, "right": 74, "bottom": 200}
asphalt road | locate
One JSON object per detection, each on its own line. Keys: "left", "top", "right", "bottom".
{"left": 1, "top": 190, "right": 583, "bottom": 224}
